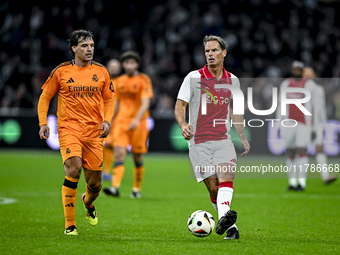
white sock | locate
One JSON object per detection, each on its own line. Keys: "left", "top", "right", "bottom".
{"left": 297, "top": 155, "right": 308, "bottom": 188}
{"left": 217, "top": 186, "right": 233, "bottom": 220}
{"left": 316, "top": 153, "right": 329, "bottom": 180}
{"left": 287, "top": 157, "right": 297, "bottom": 187}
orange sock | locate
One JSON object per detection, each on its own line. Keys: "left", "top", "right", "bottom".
{"left": 84, "top": 184, "right": 102, "bottom": 209}
{"left": 103, "top": 147, "right": 114, "bottom": 174}
{"left": 133, "top": 164, "right": 145, "bottom": 191}
{"left": 112, "top": 162, "right": 125, "bottom": 188}
{"left": 62, "top": 176, "right": 79, "bottom": 229}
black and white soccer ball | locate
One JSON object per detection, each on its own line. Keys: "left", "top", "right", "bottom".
{"left": 187, "top": 210, "right": 215, "bottom": 237}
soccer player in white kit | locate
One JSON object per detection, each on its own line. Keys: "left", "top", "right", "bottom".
{"left": 174, "top": 35, "right": 250, "bottom": 239}
{"left": 303, "top": 67, "right": 337, "bottom": 185}
{"left": 277, "top": 61, "right": 318, "bottom": 191}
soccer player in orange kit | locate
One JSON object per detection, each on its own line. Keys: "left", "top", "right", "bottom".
{"left": 102, "top": 59, "right": 122, "bottom": 181}
{"left": 37, "top": 30, "right": 115, "bottom": 235}
{"left": 103, "top": 51, "right": 153, "bottom": 199}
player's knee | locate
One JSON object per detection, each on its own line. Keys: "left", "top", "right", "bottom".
{"left": 66, "top": 167, "right": 81, "bottom": 178}
{"left": 133, "top": 153, "right": 142, "bottom": 163}
{"left": 115, "top": 154, "right": 125, "bottom": 162}
{"left": 316, "top": 145, "right": 324, "bottom": 153}
{"left": 114, "top": 148, "right": 126, "bottom": 161}
{"left": 87, "top": 178, "right": 102, "bottom": 191}
{"left": 296, "top": 148, "right": 307, "bottom": 156}
{"left": 286, "top": 149, "right": 295, "bottom": 158}
{"left": 64, "top": 158, "right": 82, "bottom": 178}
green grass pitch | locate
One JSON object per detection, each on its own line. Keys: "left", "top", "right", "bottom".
{"left": 0, "top": 150, "right": 339, "bottom": 254}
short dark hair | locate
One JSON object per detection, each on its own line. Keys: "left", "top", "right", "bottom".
{"left": 203, "top": 35, "right": 227, "bottom": 51}
{"left": 120, "top": 51, "right": 141, "bottom": 64}
{"left": 68, "top": 29, "right": 94, "bottom": 57}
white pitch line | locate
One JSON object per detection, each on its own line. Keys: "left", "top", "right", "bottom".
{"left": 234, "top": 193, "right": 340, "bottom": 199}
{"left": 0, "top": 197, "right": 17, "bottom": 205}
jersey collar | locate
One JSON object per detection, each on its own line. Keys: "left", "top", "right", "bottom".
{"left": 71, "top": 59, "right": 93, "bottom": 66}
{"left": 202, "top": 64, "right": 228, "bottom": 80}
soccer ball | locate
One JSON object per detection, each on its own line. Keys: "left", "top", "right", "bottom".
{"left": 187, "top": 210, "right": 215, "bottom": 237}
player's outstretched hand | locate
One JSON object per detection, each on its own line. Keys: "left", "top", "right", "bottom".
{"left": 181, "top": 123, "right": 194, "bottom": 140}
{"left": 240, "top": 137, "right": 250, "bottom": 157}
{"left": 39, "top": 125, "right": 50, "bottom": 140}
{"left": 99, "top": 121, "right": 110, "bottom": 138}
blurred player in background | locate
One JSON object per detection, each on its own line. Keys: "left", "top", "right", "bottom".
{"left": 303, "top": 67, "right": 337, "bottom": 185}
{"left": 277, "top": 61, "right": 318, "bottom": 191}
{"left": 103, "top": 51, "right": 153, "bottom": 198}
{"left": 175, "top": 35, "right": 250, "bottom": 240}
{"left": 102, "top": 59, "right": 122, "bottom": 181}
{"left": 37, "top": 30, "right": 115, "bottom": 235}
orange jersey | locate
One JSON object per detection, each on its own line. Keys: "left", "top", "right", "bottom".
{"left": 41, "top": 60, "right": 115, "bottom": 138}
{"left": 115, "top": 72, "right": 153, "bottom": 120}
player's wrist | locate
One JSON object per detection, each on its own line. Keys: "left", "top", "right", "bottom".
{"left": 134, "top": 116, "right": 141, "bottom": 122}
{"left": 179, "top": 121, "right": 187, "bottom": 129}
{"left": 239, "top": 133, "right": 246, "bottom": 139}
{"left": 103, "top": 120, "right": 110, "bottom": 127}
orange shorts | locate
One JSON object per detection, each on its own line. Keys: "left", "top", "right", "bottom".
{"left": 59, "top": 133, "right": 104, "bottom": 171}
{"left": 112, "top": 118, "right": 149, "bottom": 154}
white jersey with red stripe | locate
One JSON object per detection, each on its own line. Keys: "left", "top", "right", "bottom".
{"left": 312, "top": 83, "right": 327, "bottom": 145}
{"left": 277, "top": 78, "right": 318, "bottom": 126}
{"left": 313, "top": 84, "right": 327, "bottom": 127}
{"left": 177, "top": 65, "right": 240, "bottom": 145}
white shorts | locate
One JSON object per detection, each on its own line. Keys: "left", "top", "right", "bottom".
{"left": 189, "top": 139, "right": 237, "bottom": 183}
{"left": 282, "top": 122, "right": 311, "bottom": 149}
{"left": 312, "top": 125, "right": 323, "bottom": 146}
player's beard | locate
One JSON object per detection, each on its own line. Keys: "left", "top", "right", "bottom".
{"left": 292, "top": 73, "right": 302, "bottom": 79}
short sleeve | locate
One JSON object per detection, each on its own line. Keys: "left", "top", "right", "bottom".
{"left": 230, "top": 75, "right": 240, "bottom": 100}
{"left": 177, "top": 72, "right": 193, "bottom": 103}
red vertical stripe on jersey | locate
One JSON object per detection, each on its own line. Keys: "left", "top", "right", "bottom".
{"left": 287, "top": 78, "right": 308, "bottom": 124}
{"left": 194, "top": 65, "right": 232, "bottom": 144}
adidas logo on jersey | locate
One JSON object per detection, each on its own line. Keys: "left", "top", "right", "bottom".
{"left": 66, "top": 78, "right": 75, "bottom": 83}
{"left": 65, "top": 203, "right": 74, "bottom": 207}
{"left": 230, "top": 158, "right": 237, "bottom": 163}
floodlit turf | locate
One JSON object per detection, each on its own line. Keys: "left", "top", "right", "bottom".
{"left": 0, "top": 150, "right": 339, "bottom": 254}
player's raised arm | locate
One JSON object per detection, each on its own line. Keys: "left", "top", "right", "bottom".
{"left": 174, "top": 99, "right": 192, "bottom": 140}
{"left": 230, "top": 108, "right": 250, "bottom": 157}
